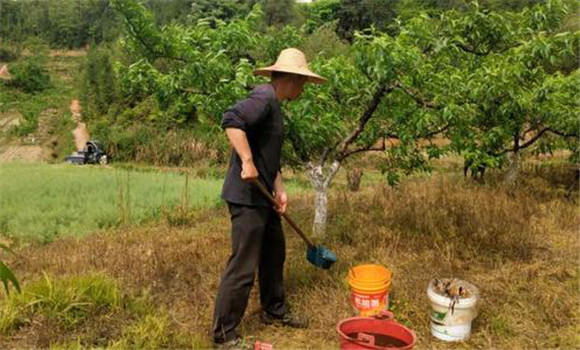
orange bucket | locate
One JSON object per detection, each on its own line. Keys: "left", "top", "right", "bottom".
{"left": 348, "top": 264, "right": 392, "bottom": 317}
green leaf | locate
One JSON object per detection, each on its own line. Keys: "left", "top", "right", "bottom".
{"left": 0, "top": 260, "right": 20, "bottom": 295}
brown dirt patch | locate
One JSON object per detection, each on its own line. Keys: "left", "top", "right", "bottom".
{"left": 0, "top": 63, "right": 11, "bottom": 80}
{"left": 72, "top": 123, "right": 90, "bottom": 150}
{"left": 69, "top": 99, "right": 81, "bottom": 118}
{"left": 49, "top": 49, "right": 87, "bottom": 57}
{"left": 0, "top": 145, "right": 46, "bottom": 163}
{"left": 69, "top": 99, "right": 89, "bottom": 150}
{"left": 0, "top": 110, "right": 22, "bottom": 132}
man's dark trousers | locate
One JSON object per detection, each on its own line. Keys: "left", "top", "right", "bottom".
{"left": 213, "top": 202, "right": 288, "bottom": 343}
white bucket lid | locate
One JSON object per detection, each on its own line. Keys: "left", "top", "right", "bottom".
{"left": 427, "top": 279, "right": 479, "bottom": 309}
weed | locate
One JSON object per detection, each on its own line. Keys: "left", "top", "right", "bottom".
{"left": 0, "top": 274, "right": 121, "bottom": 333}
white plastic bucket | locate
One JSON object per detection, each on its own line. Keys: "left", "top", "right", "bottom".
{"left": 427, "top": 279, "right": 479, "bottom": 341}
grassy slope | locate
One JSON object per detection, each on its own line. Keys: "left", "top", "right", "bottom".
{"left": 0, "top": 55, "right": 81, "bottom": 159}
{"left": 1, "top": 167, "right": 578, "bottom": 349}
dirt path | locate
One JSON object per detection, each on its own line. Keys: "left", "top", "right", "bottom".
{"left": 0, "top": 63, "right": 11, "bottom": 80}
{"left": 70, "top": 99, "right": 90, "bottom": 150}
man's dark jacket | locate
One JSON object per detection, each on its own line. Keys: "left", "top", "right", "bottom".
{"left": 221, "top": 84, "right": 283, "bottom": 207}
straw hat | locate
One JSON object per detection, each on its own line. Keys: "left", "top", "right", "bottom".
{"left": 253, "top": 48, "right": 326, "bottom": 84}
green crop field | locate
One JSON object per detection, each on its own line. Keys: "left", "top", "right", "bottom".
{"left": 0, "top": 163, "right": 308, "bottom": 242}
{"left": 0, "top": 163, "right": 225, "bottom": 242}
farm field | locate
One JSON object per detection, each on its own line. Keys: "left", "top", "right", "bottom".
{"left": 0, "top": 162, "right": 314, "bottom": 242}
{"left": 1, "top": 164, "right": 578, "bottom": 349}
{"left": 1, "top": 0, "right": 579, "bottom": 349}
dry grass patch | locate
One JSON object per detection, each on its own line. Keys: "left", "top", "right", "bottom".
{"left": 2, "top": 173, "right": 579, "bottom": 349}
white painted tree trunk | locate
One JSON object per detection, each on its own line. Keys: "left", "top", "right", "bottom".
{"left": 307, "top": 160, "right": 341, "bottom": 237}
{"left": 313, "top": 186, "right": 328, "bottom": 237}
{"left": 504, "top": 151, "right": 520, "bottom": 184}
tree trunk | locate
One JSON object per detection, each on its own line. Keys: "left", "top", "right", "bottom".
{"left": 504, "top": 133, "right": 520, "bottom": 184}
{"left": 505, "top": 151, "right": 520, "bottom": 184}
{"left": 313, "top": 185, "right": 328, "bottom": 237}
{"left": 307, "top": 161, "right": 340, "bottom": 237}
{"left": 347, "top": 167, "right": 363, "bottom": 191}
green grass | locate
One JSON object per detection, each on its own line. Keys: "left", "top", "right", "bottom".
{"left": 1, "top": 273, "right": 212, "bottom": 349}
{"left": 0, "top": 273, "right": 122, "bottom": 333}
{"left": 0, "top": 163, "right": 225, "bottom": 242}
{"left": 0, "top": 162, "right": 308, "bottom": 242}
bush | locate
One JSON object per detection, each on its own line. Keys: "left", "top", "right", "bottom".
{"left": 7, "top": 58, "right": 51, "bottom": 93}
{"left": 0, "top": 45, "right": 20, "bottom": 62}
{"left": 301, "top": 0, "right": 341, "bottom": 33}
{"left": 81, "top": 45, "right": 118, "bottom": 119}
{"left": 300, "top": 21, "right": 350, "bottom": 61}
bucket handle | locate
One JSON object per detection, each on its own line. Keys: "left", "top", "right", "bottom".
{"left": 374, "top": 311, "right": 394, "bottom": 321}
{"left": 356, "top": 332, "right": 375, "bottom": 347}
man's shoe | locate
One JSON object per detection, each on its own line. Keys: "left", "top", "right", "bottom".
{"left": 261, "top": 311, "right": 309, "bottom": 329}
{"left": 214, "top": 336, "right": 252, "bottom": 350}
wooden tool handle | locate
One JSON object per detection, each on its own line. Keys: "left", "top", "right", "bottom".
{"left": 252, "top": 179, "right": 316, "bottom": 248}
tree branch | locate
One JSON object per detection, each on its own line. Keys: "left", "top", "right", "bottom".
{"left": 323, "top": 160, "right": 341, "bottom": 188}
{"left": 121, "top": 10, "right": 189, "bottom": 64}
{"left": 393, "top": 80, "right": 440, "bottom": 109}
{"left": 496, "top": 128, "right": 550, "bottom": 155}
{"left": 417, "top": 123, "right": 451, "bottom": 138}
{"left": 336, "top": 84, "right": 392, "bottom": 162}
{"left": 548, "top": 128, "right": 579, "bottom": 138}
{"left": 319, "top": 147, "right": 330, "bottom": 167}
{"left": 455, "top": 42, "right": 519, "bottom": 56}
{"left": 456, "top": 43, "right": 490, "bottom": 56}
{"left": 342, "top": 136, "right": 387, "bottom": 159}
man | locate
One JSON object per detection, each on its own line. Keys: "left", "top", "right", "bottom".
{"left": 213, "top": 48, "right": 326, "bottom": 348}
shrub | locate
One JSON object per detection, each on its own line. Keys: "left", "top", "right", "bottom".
{"left": 7, "top": 58, "right": 51, "bottom": 93}
{"left": 81, "top": 45, "right": 118, "bottom": 119}
{"left": 300, "top": 21, "right": 350, "bottom": 61}
{"left": 0, "top": 45, "right": 20, "bottom": 62}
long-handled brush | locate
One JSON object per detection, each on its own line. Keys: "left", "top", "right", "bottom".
{"left": 252, "top": 179, "right": 337, "bottom": 269}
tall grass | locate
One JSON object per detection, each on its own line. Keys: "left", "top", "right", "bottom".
{"left": 0, "top": 273, "right": 212, "bottom": 349}
{"left": 0, "top": 273, "right": 122, "bottom": 333}
{"left": 0, "top": 163, "right": 225, "bottom": 242}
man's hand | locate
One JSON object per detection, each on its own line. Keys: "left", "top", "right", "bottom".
{"left": 274, "top": 190, "right": 288, "bottom": 214}
{"left": 241, "top": 159, "right": 259, "bottom": 182}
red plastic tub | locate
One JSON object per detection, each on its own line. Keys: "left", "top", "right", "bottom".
{"left": 337, "top": 311, "right": 416, "bottom": 350}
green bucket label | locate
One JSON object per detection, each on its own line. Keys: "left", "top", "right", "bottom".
{"left": 432, "top": 310, "right": 447, "bottom": 322}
